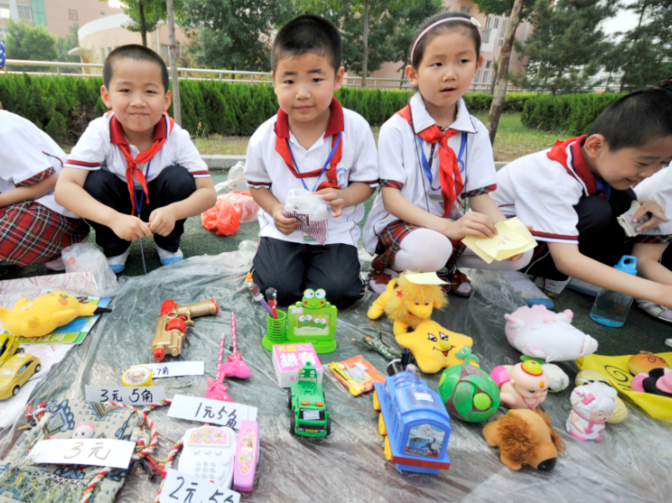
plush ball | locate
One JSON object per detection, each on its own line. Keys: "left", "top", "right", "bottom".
{"left": 628, "top": 352, "right": 669, "bottom": 376}
{"left": 438, "top": 363, "right": 500, "bottom": 422}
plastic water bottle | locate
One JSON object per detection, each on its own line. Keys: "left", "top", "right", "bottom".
{"left": 590, "top": 255, "right": 637, "bottom": 327}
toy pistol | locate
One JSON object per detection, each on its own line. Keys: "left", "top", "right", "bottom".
{"left": 150, "top": 299, "right": 219, "bottom": 361}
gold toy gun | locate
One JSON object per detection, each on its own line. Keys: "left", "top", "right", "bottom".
{"left": 150, "top": 299, "right": 219, "bottom": 361}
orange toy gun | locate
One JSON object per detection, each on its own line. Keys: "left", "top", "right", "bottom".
{"left": 150, "top": 299, "right": 219, "bottom": 361}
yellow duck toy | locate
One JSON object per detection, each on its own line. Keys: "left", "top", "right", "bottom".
{"left": 367, "top": 272, "right": 448, "bottom": 337}
{"left": 0, "top": 291, "right": 111, "bottom": 338}
{"left": 396, "top": 319, "right": 478, "bottom": 374}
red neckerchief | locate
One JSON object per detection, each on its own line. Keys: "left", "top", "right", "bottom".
{"left": 396, "top": 105, "right": 463, "bottom": 218}
{"left": 546, "top": 135, "right": 599, "bottom": 195}
{"left": 110, "top": 112, "right": 175, "bottom": 215}
{"left": 274, "top": 97, "right": 344, "bottom": 191}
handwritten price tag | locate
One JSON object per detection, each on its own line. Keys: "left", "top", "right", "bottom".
{"left": 144, "top": 361, "right": 205, "bottom": 379}
{"left": 160, "top": 469, "right": 240, "bottom": 503}
{"left": 167, "top": 395, "right": 257, "bottom": 430}
{"left": 85, "top": 385, "right": 165, "bottom": 406}
{"left": 30, "top": 439, "right": 135, "bottom": 469}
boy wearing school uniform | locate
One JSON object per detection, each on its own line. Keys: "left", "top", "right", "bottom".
{"left": 244, "top": 15, "right": 378, "bottom": 309}
{"left": 491, "top": 81, "right": 672, "bottom": 310}
{"left": 0, "top": 110, "right": 88, "bottom": 268}
{"left": 55, "top": 45, "right": 216, "bottom": 273}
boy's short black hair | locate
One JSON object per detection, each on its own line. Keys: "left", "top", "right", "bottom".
{"left": 103, "top": 44, "right": 169, "bottom": 93}
{"left": 271, "top": 15, "right": 342, "bottom": 74}
{"left": 588, "top": 79, "right": 672, "bottom": 151}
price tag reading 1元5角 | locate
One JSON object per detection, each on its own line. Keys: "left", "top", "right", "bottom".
{"left": 167, "top": 395, "right": 258, "bottom": 430}
{"left": 30, "top": 439, "right": 135, "bottom": 469}
{"left": 85, "top": 385, "right": 165, "bottom": 406}
{"left": 160, "top": 469, "right": 240, "bottom": 503}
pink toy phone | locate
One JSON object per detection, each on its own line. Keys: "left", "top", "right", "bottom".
{"left": 233, "top": 420, "right": 259, "bottom": 492}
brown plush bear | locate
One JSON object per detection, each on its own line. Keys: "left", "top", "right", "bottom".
{"left": 482, "top": 408, "right": 565, "bottom": 471}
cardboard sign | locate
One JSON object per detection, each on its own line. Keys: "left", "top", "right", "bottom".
{"left": 85, "top": 385, "right": 165, "bottom": 406}
{"left": 144, "top": 361, "right": 205, "bottom": 379}
{"left": 160, "top": 469, "right": 240, "bottom": 503}
{"left": 167, "top": 395, "right": 257, "bottom": 430}
{"left": 30, "top": 439, "right": 135, "bottom": 469}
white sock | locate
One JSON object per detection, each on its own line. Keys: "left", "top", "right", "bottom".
{"left": 107, "top": 248, "right": 131, "bottom": 266}
{"left": 156, "top": 245, "right": 183, "bottom": 261}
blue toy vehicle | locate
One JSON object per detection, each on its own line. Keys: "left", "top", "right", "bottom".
{"left": 373, "top": 365, "right": 451, "bottom": 474}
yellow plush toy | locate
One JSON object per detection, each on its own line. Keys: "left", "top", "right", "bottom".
{"left": 367, "top": 272, "right": 448, "bottom": 336}
{"left": 0, "top": 291, "right": 111, "bottom": 338}
{"left": 396, "top": 319, "right": 478, "bottom": 374}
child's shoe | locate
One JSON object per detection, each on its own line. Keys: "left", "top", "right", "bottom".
{"left": 637, "top": 298, "right": 672, "bottom": 323}
{"left": 156, "top": 245, "right": 183, "bottom": 266}
{"left": 501, "top": 271, "right": 554, "bottom": 309}
{"left": 436, "top": 265, "right": 473, "bottom": 297}
{"left": 367, "top": 268, "right": 399, "bottom": 295}
{"left": 107, "top": 248, "right": 131, "bottom": 274}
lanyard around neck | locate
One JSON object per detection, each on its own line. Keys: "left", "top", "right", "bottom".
{"left": 286, "top": 132, "right": 343, "bottom": 192}
{"left": 417, "top": 132, "right": 468, "bottom": 191}
{"left": 132, "top": 160, "right": 152, "bottom": 216}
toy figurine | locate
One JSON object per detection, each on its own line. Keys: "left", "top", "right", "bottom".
{"left": 491, "top": 361, "right": 549, "bottom": 410}
{"left": 396, "top": 319, "right": 477, "bottom": 374}
{"left": 367, "top": 271, "right": 447, "bottom": 336}
{"left": 289, "top": 362, "right": 330, "bottom": 437}
{"left": 285, "top": 289, "right": 338, "bottom": 353}
{"left": 0, "top": 291, "right": 111, "bottom": 339}
{"left": 483, "top": 408, "right": 564, "bottom": 471}
{"left": 351, "top": 325, "right": 402, "bottom": 361}
{"left": 575, "top": 370, "right": 628, "bottom": 423}
{"left": 631, "top": 367, "right": 672, "bottom": 398}
{"left": 0, "top": 353, "right": 41, "bottom": 399}
{"left": 628, "top": 351, "right": 670, "bottom": 375}
{"left": 504, "top": 305, "right": 598, "bottom": 362}
{"left": 73, "top": 422, "right": 96, "bottom": 439}
{"left": 566, "top": 383, "right": 617, "bottom": 442}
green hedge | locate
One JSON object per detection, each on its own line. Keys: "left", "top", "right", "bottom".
{"left": 521, "top": 93, "right": 624, "bottom": 135}
{"left": 0, "top": 74, "right": 533, "bottom": 142}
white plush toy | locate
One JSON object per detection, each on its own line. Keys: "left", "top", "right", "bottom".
{"left": 566, "top": 383, "right": 617, "bottom": 442}
{"left": 504, "top": 305, "right": 599, "bottom": 362}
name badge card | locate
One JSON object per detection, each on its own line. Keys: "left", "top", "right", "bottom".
{"left": 144, "top": 361, "right": 205, "bottom": 379}
{"left": 85, "top": 385, "right": 165, "bottom": 406}
{"left": 168, "top": 395, "right": 258, "bottom": 430}
{"left": 30, "top": 439, "right": 135, "bottom": 469}
{"left": 160, "top": 469, "right": 240, "bottom": 503}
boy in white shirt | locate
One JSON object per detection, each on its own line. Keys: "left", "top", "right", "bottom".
{"left": 244, "top": 15, "right": 379, "bottom": 309}
{"left": 492, "top": 79, "right": 672, "bottom": 310}
{"left": 55, "top": 45, "right": 216, "bottom": 273}
{"left": 0, "top": 109, "right": 88, "bottom": 268}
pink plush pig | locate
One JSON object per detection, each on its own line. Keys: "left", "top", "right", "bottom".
{"left": 504, "top": 305, "right": 598, "bottom": 363}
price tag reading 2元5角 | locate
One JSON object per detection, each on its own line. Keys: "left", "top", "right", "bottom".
{"left": 160, "top": 469, "right": 240, "bottom": 503}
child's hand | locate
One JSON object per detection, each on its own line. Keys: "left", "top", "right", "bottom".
{"left": 111, "top": 215, "right": 153, "bottom": 241}
{"left": 316, "top": 188, "right": 345, "bottom": 217}
{"left": 635, "top": 199, "right": 669, "bottom": 232}
{"left": 148, "top": 207, "right": 177, "bottom": 236}
{"left": 507, "top": 225, "right": 533, "bottom": 262}
{"left": 272, "top": 205, "right": 299, "bottom": 235}
{"left": 444, "top": 212, "right": 497, "bottom": 240}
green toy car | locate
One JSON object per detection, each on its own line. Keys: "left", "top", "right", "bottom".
{"left": 287, "top": 361, "right": 331, "bottom": 437}
{"left": 0, "top": 333, "right": 23, "bottom": 368}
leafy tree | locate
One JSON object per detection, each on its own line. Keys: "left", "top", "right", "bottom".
{"left": 4, "top": 19, "right": 57, "bottom": 71}
{"left": 180, "top": 0, "right": 295, "bottom": 71}
{"left": 102, "top": 0, "right": 185, "bottom": 47}
{"left": 387, "top": 0, "right": 444, "bottom": 71}
{"left": 516, "top": 0, "right": 618, "bottom": 95}
{"left": 55, "top": 22, "right": 80, "bottom": 73}
{"left": 604, "top": 0, "right": 672, "bottom": 91}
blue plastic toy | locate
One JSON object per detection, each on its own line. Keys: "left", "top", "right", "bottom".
{"left": 372, "top": 365, "right": 452, "bottom": 474}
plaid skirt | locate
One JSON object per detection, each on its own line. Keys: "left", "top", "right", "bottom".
{"left": 634, "top": 234, "right": 672, "bottom": 244}
{"left": 370, "top": 219, "right": 466, "bottom": 274}
{"left": 0, "top": 202, "right": 89, "bottom": 266}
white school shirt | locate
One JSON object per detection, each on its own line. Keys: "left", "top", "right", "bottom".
{"left": 634, "top": 166, "right": 672, "bottom": 236}
{"left": 65, "top": 112, "right": 209, "bottom": 184}
{"left": 244, "top": 103, "right": 379, "bottom": 247}
{"left": 362, "top": 92, "right": 497, "bottom": 255}
{"left": 492, "top": 135, "right": 603, "bottom": 245}
{"left": 0, "top": 110, "right": 77, "bottom": 218}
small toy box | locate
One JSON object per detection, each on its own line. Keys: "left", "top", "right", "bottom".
{"left": 272, "top": 343, "right": 323, "bottom": 388}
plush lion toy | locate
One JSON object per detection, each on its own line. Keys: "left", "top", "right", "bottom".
{"left": 367, "top": 272, "right": 448, "bottom": 337}
{"left": 482, "top": 408, "right": 565, "bottom": 471}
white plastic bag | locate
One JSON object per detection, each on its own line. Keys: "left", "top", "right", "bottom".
{"left": 283, "top": 188, "right": 330, "bottom": 244}
{"left": 62, "top": 243, "right": 119, "bottom": 297}
{"left": 213, "top": 161, "right": 248, "bottom": 193}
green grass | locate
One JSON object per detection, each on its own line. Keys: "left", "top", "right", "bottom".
{"left": 192, "top": 113, "right": 568, "bottom": 162}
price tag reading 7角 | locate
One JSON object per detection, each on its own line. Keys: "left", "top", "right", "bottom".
{"left": 160, "top": 469, "right": 240, "bottom": 503}
{"left": 144, "top": 361, "right": 205, "bottom": 379}
{"left": 30, "top": 439, "right": 136, "bottom": 469}
{"left": 167, "top": 395, "right": 258, "bottom": 430}
{"left": 85, "top": 385, "right": 165, "bottom": 406}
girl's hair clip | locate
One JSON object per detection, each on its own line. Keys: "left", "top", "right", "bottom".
{"left": 470, "top": 17, "right": 482, "bottom": 28}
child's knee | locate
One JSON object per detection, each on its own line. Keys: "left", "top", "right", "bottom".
{"left": 395, "top": 228, "right": 453, "bottom": 271}
{"left": 156, "top": 165, "right": 197, "bottom": 199}
{"left": 319, "top": 275, "right": 363, "bottom": 310}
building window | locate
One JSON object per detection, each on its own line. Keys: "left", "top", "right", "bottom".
{"left": 68, "top": 9, "right": 78, "bottom": 21}
{"left": 17, "top": 4, "right": 32, "bottom": 21}
{"left": 0, "top": 3, "right": 9, "bottom": 19}
{"left": 483, "top": 61, "right": 492, "bottom": 86}
{"left": 475, "top": 67, "right": 483, "bottom": 84}
{"left": 460, "top": 5, "right": 472, "bottom": 14}
{"left": 493, "top": 17, "right": 500, "bottom": 29}
{"left": 499, "top": 18, "right": 508, "bottom": 46}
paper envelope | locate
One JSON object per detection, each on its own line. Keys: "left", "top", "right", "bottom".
{"left": 462, "top": 217, "right": 537, "bottom": 264}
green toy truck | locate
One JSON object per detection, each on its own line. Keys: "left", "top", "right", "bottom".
{"left": 287, "top": 361, "right": 331, "bottom": 437}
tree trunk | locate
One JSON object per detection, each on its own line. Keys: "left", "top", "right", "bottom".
{"left": 361, "top": 0, "right": 369, "bottom": 88}
{"left": 167, "top": 0, "right": 181, "bottom": 126}
{"left": 139, "top": 0, "right": 147, "bottom": 47}
{"left": 486, "top": 0, "right": 525, "bottom": 144}
{"left": 489, "top": 61, "right": 498, "bottom": 94}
